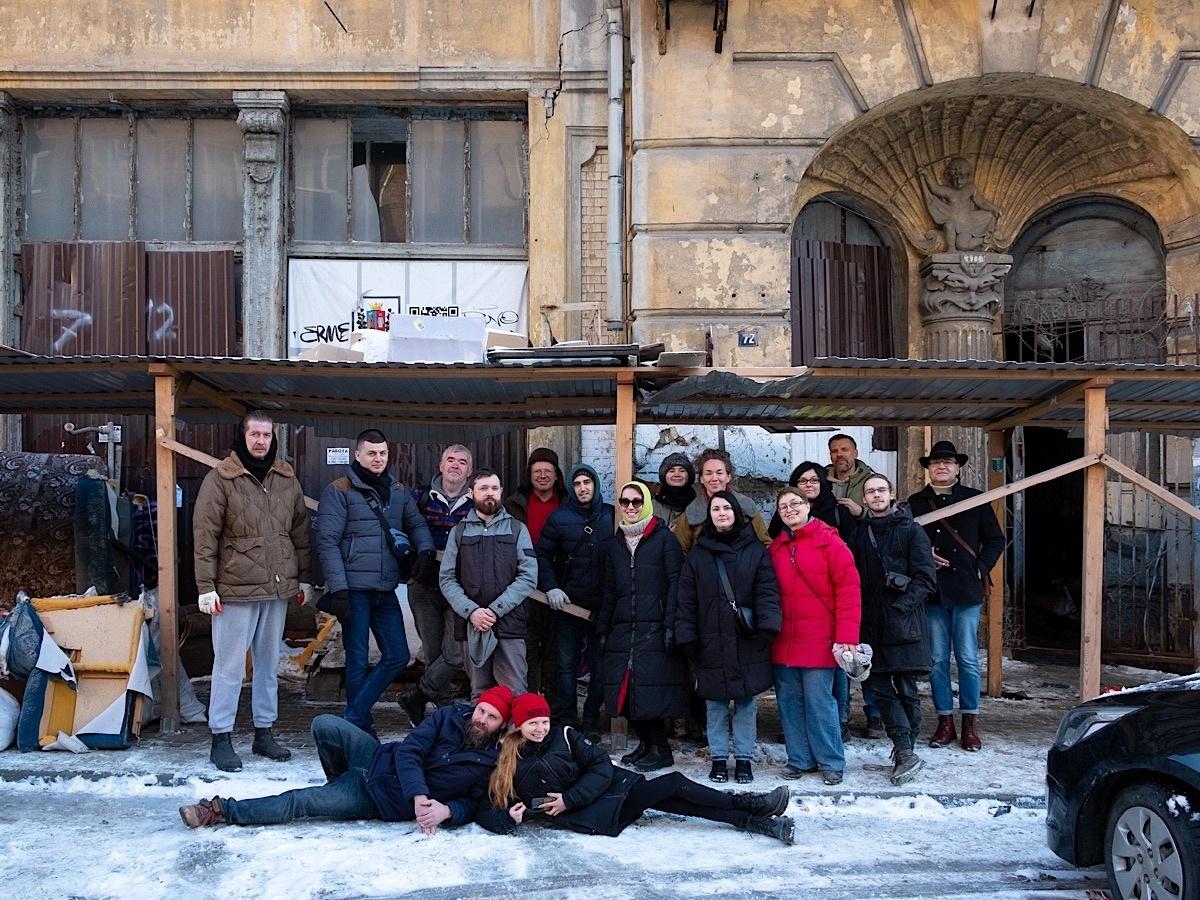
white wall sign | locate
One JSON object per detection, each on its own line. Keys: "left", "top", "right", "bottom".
{"left": 326, "top": 447, "right": 351, "bottom": 465}
{"left": 287, "top": 259, "right": 529, "bottom": 359}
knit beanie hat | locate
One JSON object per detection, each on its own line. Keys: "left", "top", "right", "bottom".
{"left": 477, "top": 684, "right": 514, "bottom": 721}
{"left": 511, "top": 692, "right": 552, "bottom": 727}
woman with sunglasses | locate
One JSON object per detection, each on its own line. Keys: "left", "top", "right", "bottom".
{"left": 768, "top": 487, "right": 861, "bottom": 785}
{"left": 594, "top": 481, "right": 686, "bottom": 773}
{"left": 475, "top": 692, "right": 794, "bottom": 843}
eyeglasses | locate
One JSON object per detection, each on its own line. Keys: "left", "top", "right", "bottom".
{"left": 795, "top": 477, "right": 821, "bottom": 486}
{"left": 778, "top": 501, "right": 808, "bottom": 511}
{"left": 618, "top": 497, "right": 644, "bottom": 508}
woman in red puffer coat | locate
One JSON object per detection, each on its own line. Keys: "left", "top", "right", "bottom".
{"left": 768, "top": 487, "right": 861, "bottom": 785}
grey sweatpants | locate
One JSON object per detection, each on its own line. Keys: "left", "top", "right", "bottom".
{"left": 208, "top": 597, "right": 288, "bottom": 734}
{"left": 408, "top": 582, "right": 464, "bottom": 705}
{"left": 463, "top": 637, "right": 527, "bottom": 699}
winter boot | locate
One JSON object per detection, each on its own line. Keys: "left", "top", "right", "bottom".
{"left": 210, "top": 733, "right": 242, "bottom": 772}
{"left": 960, "top": 714, "right": 982, "bottom": 752}
{"left": 928, "top": 715, "right": 957, "bottom": 748}
{"left": 734, "top": 785, "right": 790, "bottom": 817}
{"left": 179, "top": 796, "right": 225, "bottom": 828}
{"left": 252, "top": 727, "right": 292, "bottom": 761}
{"left": 398, "top": 687, "right": 429, "bottom": 727}
{"left": 621, "top": 742, "right": 651, "bottom": 765}
{"left": 822, "top": 770, "right": 843, "bottom": 786}
{"left": 890, "top": 747, "right": 925, "bottom": 785}
{"left": 865, "top": 716, "right": 886, "bottom": 740}
{"left": 709, "top": 759, "right": 729, "bottom": 783}
{"left": 633, "top": 743, "right": 675, "bottom": 772}
{"left": 734, "top": 759, "right": 754, "bottom": 784}
{"left": 742, "top": 814, "right": 796, "bottom": 845}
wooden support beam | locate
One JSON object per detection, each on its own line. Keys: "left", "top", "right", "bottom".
{"left": 986, "top": 429, "right": 1007, "bottom": 698}
{"left": 1080, "top": 385, "right": 1108, "bottom": 702}
{"left": 154, "top": 374, "right": 180, "bottom": 733}
{"left": 157, "top": 431, "right": 319, "bottom": 512}
{"left": 985, "top": 377, "right": 1112, "bottom": 432}
{"left": 615, "top": 370, "right": 636, "bottom": 491}
{"left": 177, "top": 374, "right": 252, "bottom": 418}
{"left": 913, "top": 453, "right": 1103, "bottom": 526}
{"left": 1101, "top": 455, "right": 1200, "bottom": 524}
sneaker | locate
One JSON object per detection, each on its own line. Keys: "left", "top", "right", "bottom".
{"left": 179, "top": 796, "right": 224, "bottom": 828}
{"left": 734, "top": 759, "right": 753, "bottom": 784}
{"left": 822, "top": 770, "right": 844, "bottom": 786}
{"left": 709, "top": 759, "right": 729, "bottom": 783}
{"left": 780, "top": 764, "right": 816, "bottom": 780}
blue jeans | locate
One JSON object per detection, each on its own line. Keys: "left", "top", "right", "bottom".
{"left": 556, "top": 616, "right": 603, "bottom": 727}
{"left": 706, "top": 697, "right": 757, "bottom": 760}
{"left": 834, "top": 669, "right": 878, "bottom": 725}
{"left": 223, "top": 715, "right": 381, "bottom": 825}
{"left": 344, "top": 590, "right": 411, "bottom": 732}
{"left": 926, "top": 603, "right": 982, "bottom": 715}
{"left": 774, "top": 665, "right": 844, "bottom": 773}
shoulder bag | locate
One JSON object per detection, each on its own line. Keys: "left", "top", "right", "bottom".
{"left": 714, "top": 556, "right": 756, "bottom": 637}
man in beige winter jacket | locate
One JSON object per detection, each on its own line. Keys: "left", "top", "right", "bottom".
{"left": 193, "top": 410, "right": 312, "bottom": 772}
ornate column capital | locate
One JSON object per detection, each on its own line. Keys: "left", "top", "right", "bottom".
{"left": 920, "top": 252, "right": 1012, "bottom": 362}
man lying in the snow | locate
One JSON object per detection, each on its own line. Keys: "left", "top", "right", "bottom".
{"left": 178, "top": 686, "right": 512, "bottom": 832}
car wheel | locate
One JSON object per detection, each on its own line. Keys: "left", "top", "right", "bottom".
{"left": 1105, "top": 782, "right": 1200, "bottom": 900}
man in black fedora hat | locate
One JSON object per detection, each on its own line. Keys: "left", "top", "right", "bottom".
{"left": 906, "top": 440, "right": 1004, "bottom": 753}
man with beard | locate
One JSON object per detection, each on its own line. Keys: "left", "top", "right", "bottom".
{"left": 826, "top": 434, "right": 874, "bottom": 520}
{"left": 178, "top": 686, "right": 513, "bottom": 831}
{"left": 442, "top": 469, "right": 538, "bottom": 696}
{"left": 315, "top": 429, "right": 435, "bottom": 736}
{"left": 193, "top": 410, "right": 312, "bottom": 772}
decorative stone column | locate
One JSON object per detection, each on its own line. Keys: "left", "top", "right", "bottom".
{"left": 920, "top": 251, "right": 1012, "bottom": 489}
{"left": 234, "top": 91, "right": 289, "bottom": 359}
{"left": 0, "top": 93, "right": 20, "bottom": 450}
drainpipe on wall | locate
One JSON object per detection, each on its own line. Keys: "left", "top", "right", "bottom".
{"left": 605, "top": 0, "right": 626, "bottom": 334}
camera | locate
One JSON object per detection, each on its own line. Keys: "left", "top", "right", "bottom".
{"left": 884, "top": 571, "right": 911, "bottom": 592}
{"left": 527, "top": 796, "right": 549, "bottom": 816}
{"left": 389, "top": 528, "right": 415, "bottom": 577}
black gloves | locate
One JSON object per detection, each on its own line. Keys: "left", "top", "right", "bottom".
{"left": 663, "top": 628, "right": 677, "bottom": 654}
{"left": 412, "top": 549, "right": 440, "bottom": 588}
{"left": 316, "top": 588, "right": 351, "bottom": 622}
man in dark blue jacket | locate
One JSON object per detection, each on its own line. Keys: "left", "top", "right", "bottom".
{"left": 178, "top": 686, "right": 512, "bottom": 831}
{"left": 535, "top": 463, "right": 613, "bottom": 733}
{"left": 315, "top": 429, "right": 435, "bottom": 735}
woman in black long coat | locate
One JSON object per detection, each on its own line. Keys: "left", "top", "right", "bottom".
{"left": 594, "top": 481, "right": 686, "bottom": 773}
{"left": 676, "top": 490, "right": 782, "bottom": 784}
{"left": 767, "top": 460, "right": 858, "bottom": 541}
{"left": 847, "top": 473, "right": 937, "bottom": 785}
{"left": 474, "top": 692, "right": 793, "bottom": 844}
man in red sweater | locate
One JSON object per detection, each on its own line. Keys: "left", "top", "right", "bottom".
{"left": 504, "top": 448, "right": 568, "bottom": 696}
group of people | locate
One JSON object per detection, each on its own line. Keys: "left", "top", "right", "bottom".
{"left": 186, "top": 411, "right": 1002, "bottom": 834}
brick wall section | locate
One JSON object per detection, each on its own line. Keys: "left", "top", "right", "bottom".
{"left": 580, "top": 147, "right": 607, "bottom": 342}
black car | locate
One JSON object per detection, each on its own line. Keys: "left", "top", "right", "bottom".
{"left": 1047, "top": 675, "right": 1200, "bottom": 899}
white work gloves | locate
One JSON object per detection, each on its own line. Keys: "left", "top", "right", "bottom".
{"left": 546, "top": 588, "right": 569, "bottom": 611}
{"left": 297, "top": 582, "right": 315, "bottom": 607}
{"left": 198, "top": 591, "right": 222, "bottom": 616}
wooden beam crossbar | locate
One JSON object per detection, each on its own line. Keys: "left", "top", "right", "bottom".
{"left": 1101, "top": 455, "right": 1200, "bottom": 524}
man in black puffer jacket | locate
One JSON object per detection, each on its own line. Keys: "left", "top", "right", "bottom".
{"left": 535, "top": 463, "right": 614, "bottom": 733}
{"left": 315, "top": 429, "right": 435, "bottom": 735}
{"left": 849, "top": 474, "right": 936, "bottom": 785}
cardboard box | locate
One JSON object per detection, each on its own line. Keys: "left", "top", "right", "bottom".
{"left": 388, "top": 315, "right": 487, "bottom": 364}
{"left": 486, "top": 329, "right": 528, "bottom": 350}
{"left": 298, "top": 344, "right": 365, "bottom": 362}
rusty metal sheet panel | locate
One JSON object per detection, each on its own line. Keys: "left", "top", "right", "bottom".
{"left": 145, "top": 250, "right": 237, "bottom": 356}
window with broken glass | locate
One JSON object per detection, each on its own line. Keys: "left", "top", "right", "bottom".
{"left": 21, "top": 113, "right": 243, "bottom": 242}
{"left": 290, "top": 111, "right": 527, "bottom": 249}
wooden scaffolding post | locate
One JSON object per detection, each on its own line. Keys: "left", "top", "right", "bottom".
{"left": 986, "top": 428, "right": 1008, "bottom": 698}
{"left": 153, "top": 368, "right": 180, "bottom": 733}
{"left": 610, "top": 369, "right": 637, "bottom": 751}
{"left": 1079, "top": 385, "right": 1108, "bottom": 701}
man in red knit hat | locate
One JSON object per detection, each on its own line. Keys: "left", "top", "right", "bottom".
{"left": 179, "top": 686, "right": 513, "bottom": 833}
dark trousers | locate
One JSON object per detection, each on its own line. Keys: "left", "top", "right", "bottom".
{"left": 631, "top": 717, "right": 670, "bottom": 750}
{"left": 556, "top": 615, "right": 603, "bottom": 727}
{"left": 223, "top": 715, "right": 382, "bottom": 825}
{"left": 344, "top": 590, "right": 411, "bottom": 732}
{"left": 524, "top": 602, "right": 559, "bottom": 698}
{"left": 619, "top": 770, "right": 748, "bottom": 829}
{"left": 863, "top": 672, "right": 922, "bottom": 753}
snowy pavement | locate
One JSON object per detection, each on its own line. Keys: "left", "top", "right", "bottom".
{"left": 0, "top": 657, "right": 1174, "bottom": 898}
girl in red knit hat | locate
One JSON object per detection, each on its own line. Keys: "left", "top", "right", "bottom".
{"left": 477, "top": 692, "right": 795, "bottom": 844}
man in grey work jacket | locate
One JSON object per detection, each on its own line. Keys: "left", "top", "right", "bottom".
{"left": 439, "top": 467, "right": 538, "bottom": 698}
